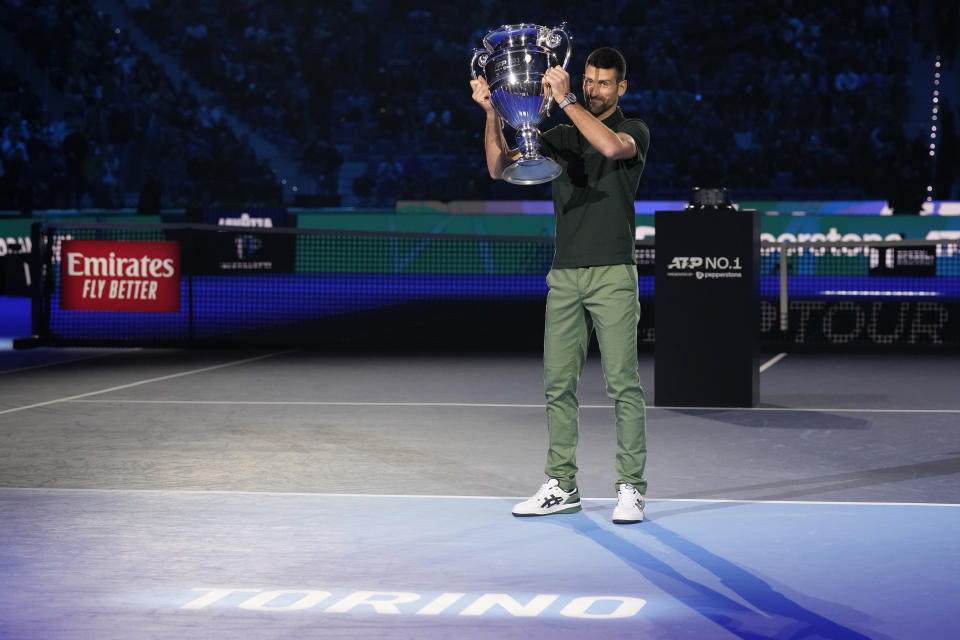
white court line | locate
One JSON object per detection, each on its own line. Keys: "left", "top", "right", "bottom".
{"left": 651, "top": 406, "right": 960, "bottom": 413}
{"left": 0, "top": 350, "right": 295, "bottom": 417}
{"left": 1, "top": 486, "right": 957, "bottom": 508}
{"left": 67, "top": 399, "right": 960, "bottom": 413}
{"left": 71, "top": 399, "right": 551, "bottom": 408}
{"left": 759, "top": 352, "right": 787, "bottom": 373}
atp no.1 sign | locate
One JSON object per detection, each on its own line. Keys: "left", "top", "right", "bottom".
{"left": 60, "top": 240, "right": 181, "bottom": 312}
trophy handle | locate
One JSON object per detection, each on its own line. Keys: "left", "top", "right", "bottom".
{"left": 544, "top": 23, "right": 572, "bottom": 69}
{"left": 469, "top": 49, "right": 489, "bottom": 80}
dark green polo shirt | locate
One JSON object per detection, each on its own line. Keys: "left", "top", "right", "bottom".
{"left": 540, "top": 107, "right": 650, "bottom": 268}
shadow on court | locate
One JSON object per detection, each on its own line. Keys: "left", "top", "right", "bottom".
{"left": 667, "top": 408, "right": 872, "bottom": 431}
{"left": 534, "top": 515, "right": 889, "bottom": 640}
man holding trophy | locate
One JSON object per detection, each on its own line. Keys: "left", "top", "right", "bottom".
{"left": 470, "top": 28, "right": 650, "bottom": 524}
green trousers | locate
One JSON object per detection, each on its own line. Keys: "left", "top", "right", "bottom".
{"left": 543, "top": 265, "right": 648, "bottom": 493}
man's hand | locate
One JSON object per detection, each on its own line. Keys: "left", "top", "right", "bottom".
{"left": 470, "top": 76, "right": 496, "bottom": 114}
{"left": 543, "top": 66, "right": 571, "bottom": 101}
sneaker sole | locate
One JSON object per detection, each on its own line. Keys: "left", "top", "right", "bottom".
{"left": 512, "top": 504, "right": 582, "bottom": 517}
{"left": 612, "top": 517, "right": 644, "bottom": 524}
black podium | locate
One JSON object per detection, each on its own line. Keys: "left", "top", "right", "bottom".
{"left": 654, "top": 209, "right": 760, "bottom": 407}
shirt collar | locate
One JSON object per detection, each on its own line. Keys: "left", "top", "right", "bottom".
{"left": 601, "top": 107, "right": 626, "bottom": 127}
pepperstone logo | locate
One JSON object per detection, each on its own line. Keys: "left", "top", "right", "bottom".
{"left": 666, "top": 255, "right": 743, "bottom": 279}
{"left": 60, "top": 240, "right": 181, "bottom": 312}
{"left": 178, "top": 587, "right": 648, "bottom": 619}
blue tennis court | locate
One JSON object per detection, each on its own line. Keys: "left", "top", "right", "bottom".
{"left": 0, "top": 348, "right": 957, "bottom": 639}
{"left": 1, "top": 490, "right": 956, "bottom": 639}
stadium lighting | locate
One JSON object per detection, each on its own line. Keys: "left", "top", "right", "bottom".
{"left": 926, "top": 57, "right": 942, "bottom": 194}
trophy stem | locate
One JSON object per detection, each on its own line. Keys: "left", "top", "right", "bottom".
{"left": 516, "top": 124, "right": 542, "bottom": 161}
{"left": 503, "top": 124, "right": 562, "bottom": 185}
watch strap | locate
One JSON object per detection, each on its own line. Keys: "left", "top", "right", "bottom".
{"left": 558, "top": 93, "right": 577, "bottom": 109}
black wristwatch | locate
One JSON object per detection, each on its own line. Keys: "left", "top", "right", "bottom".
{"left": 557, "top": 92, "right": 577, "bottom": 110}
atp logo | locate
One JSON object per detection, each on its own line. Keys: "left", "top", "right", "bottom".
{"left": 667, "top": 257, "right": 704, "bottom": 270}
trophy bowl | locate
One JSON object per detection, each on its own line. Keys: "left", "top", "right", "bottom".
{"left": 471, "top": 23, "right": 572, "bottom": 185}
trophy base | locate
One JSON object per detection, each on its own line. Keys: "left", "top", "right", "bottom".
{"left": 502, "top": 157, "right": 562, "bottom": 185}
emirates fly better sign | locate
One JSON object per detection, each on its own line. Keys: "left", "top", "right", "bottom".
{"left": 60, "top": 240, "right": 181, "bottom": 312}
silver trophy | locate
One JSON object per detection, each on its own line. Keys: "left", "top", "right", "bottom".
{"left": 471, "top": 23, "right": 572, "bottom": 185}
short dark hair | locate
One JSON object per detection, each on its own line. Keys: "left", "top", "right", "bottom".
{"left": 585, "top": 47, "right": 627, "bottom": 84}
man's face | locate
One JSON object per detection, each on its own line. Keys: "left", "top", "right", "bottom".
{"left": 582, "top": 65, "right": 625, "bottom": 117}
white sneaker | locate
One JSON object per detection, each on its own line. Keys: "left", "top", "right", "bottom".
{"left": 512, "top": 478, "right": 581, "bottom": 517}
{"left": 612, "top": 483, "right": 645, "bottom": 524}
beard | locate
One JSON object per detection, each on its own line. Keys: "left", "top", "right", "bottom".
{"left": 586, "top": 95, "right": 614, "bottom": 115}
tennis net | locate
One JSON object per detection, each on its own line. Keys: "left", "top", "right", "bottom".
{"left": 21, "top": 222, "right": 960, "bottom": 349}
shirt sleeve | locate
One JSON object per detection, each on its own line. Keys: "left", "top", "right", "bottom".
{"left": 540, "top": 124, "right": 564, "bottom": 159}
{"left": 618, "top": 119, "right": 650, "bottom": 167}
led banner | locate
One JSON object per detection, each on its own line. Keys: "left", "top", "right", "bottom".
{"left": 758, "top": 299, "right": 959, "bottom": 346}
{"left": 60, "top": 240, "right": 181, "bottom": 312}
{"left": 187, "top": 208, "right": 294, "bottom": 273}
{"left": 0, "top": 221, "right": 32, "bottom": 297}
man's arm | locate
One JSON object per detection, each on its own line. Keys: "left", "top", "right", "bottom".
{"left": 543, "top": 67, "right": 637, "bottom": 161}
{"left": 561, "top": 104, "right": 637, "bottom": 160}
{"left": 470, "top": 76, "right": 521, "bottom": 179}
